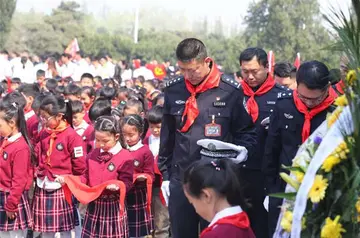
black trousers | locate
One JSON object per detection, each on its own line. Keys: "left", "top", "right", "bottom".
{"left": 168, "top": 177, "right": 208, "bottom": 238}
{"left": 239, "top": 168, "right": 270, "bottom": 238}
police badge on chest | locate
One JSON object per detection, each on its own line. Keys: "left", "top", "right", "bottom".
{"left": 205, "top": 115, "right": 221, "bottom": 137}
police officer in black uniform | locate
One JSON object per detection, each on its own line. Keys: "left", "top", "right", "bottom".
{"left": 238, "top": 47, "right": 290, "bottom": 238}
{"left": 263, "top": 60, "right": 337, "bottom": 236}
{"left": 158, "top": 38, "right": 257, "bottom": 238}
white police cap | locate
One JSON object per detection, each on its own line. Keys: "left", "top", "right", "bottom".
{"left": 197, "top": 139, "right": 248, "bottom": 164}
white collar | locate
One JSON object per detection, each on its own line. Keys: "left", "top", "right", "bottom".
{"left": 74, "top": 120, "right": 89, "bottom": 130}
{"left": 209, "top": 206, "right": 243, "bottom": 227}
{"left": 149, "top": 134, "right": 160, "bottom": 142}
{"left": 128, "top": 140, "right": 144, "bottom": 151}
{"left": 7, "top": 132, "right": 22, "bottom": 143}
{"left": 100, "top": 141, "right": 122, "bottom": 155}
{"left": 24, "top": 110, "right": 35, "bottom": 121}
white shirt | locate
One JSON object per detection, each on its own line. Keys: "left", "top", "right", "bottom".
{"left": 121, "top": 69, "right": 133, "bottom": 81}
{"left": 60, "top": 61, "right": 76, "bottom": 78}
{"left": 133, "top": 66, "right": 155, "bottom": 80}
{"left": 0, "top": 56, "right": 12, "bottom": 80}
{"left": 7, "top": 132, "right": 22, "bottom": 142}
{"left": 12, "top": 58, "right": 34, "bottom": 84}
{"left": 73, "top": 120, "right": 89, "bottom": 137}
{"left": 100, "top": 141, "right": 122, "bottom": 154}
{"left": 128, "top": 140, "right": 144, "bottom": 152}
{"left": 73, "top": 58, "right": 91, "bottom": 81}
{"left": 148, "top": 134, "right": 160, "bottom": 157}
{"left": 209, "top": 206, "right": 243, "bottom": 227}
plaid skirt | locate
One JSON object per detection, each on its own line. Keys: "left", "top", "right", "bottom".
{"left": 126, "top": 187, "right": 153, "bottom": 237}
{"left": 0, "top": 191, "right": 33, "bottom": 231}
{"left": 32, "top": 186, "right": 78, "bottom": 232}
{"left": 82, "top": 194, "right": 129, "bottom": 238}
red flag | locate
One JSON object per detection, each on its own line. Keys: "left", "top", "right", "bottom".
{"left": 64, "top": 38, "right": 80, "bottom": 58}
{"left": 268, "top": 50, "right": 275, "bottom": 76}
{"left": 152, "top": 64, "right": 167, "bottom": 80}
{"left": 294, "top": 52, "right": 301, "bottom": 70}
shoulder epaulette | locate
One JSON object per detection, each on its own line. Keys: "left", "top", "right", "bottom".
{"left": 275, "top": 83, "right": 292, "bottom": 92}
{"left": 277, "top": 91, "right": 293, "bottom": 99}
{"left": 165, "top": 77, "right": 183, "bottom": 87}
{"left": 221, "top": 76, "right": 241, "bottom": 89}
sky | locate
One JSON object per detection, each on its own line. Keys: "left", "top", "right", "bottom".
{"left": 16, "top": 0, "right": 351, "bottom": 28}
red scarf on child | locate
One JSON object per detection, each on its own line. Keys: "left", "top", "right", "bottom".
{"left": 242, "top": 75, "right": 275, "bottom": 122}
{"left": 62, "top": 175, "right": 127, "bottom": 215}
{"left": 293, "top": 89, "right": 336, "bottom": 142}
{"left": 200, "top": 212, "right": 251, "bottom": 238}
{"left": 44, "top": 121, "right": 69, "bottom": 166}
{"left": 180, "top": 60, "right": 221, "bottom": 132}
{"left": 133, "top": 173, "right": 153, "bottom": 214}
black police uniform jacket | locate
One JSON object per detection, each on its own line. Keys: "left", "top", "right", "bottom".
{"left": 158, "top": 76, "right": 257, "bottom": 180}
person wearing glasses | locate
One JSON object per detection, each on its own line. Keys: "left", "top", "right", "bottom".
{"left": 263, "top": 60, "right": 337, "bottom": 237}
{"left": 239, "top": 48, "right": 290, "bottom": 238}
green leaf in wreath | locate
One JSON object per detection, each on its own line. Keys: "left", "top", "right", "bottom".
{"left": 269, "top": 192, "right": 297, "bottom": 200}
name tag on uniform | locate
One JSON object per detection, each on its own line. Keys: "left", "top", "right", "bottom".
{"left": 205, "top": 115, "right": 221, "bottom": 137}
{"left": 213, "top": 97, "right": 226, "bottom": 107}
{"left": 74, "top": 146, "right": 83, "bottom": 158}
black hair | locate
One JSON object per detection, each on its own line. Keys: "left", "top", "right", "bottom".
{"left": 121, "top": 114, "right": 145, "bottom": 139}
{"left": 136, "top": 76, "right": 145, "bottom": 84}
{"left": 124, "top": 98, "right": 144, "bottom": 114}
{"left": 18, "top": 83, "right": 40, "bottom": 99}
{"left": 55, "top": 85, "right": 65, "bottom": 95}
{"left": 64, "top": 84, "right": 81, "bottom": 97}
{"left": 0, "top": 85, "right": 4, "bottom": 96}
{"left": 102, "top": 78, "right": 115, "bottom": 87}
{"left": 71, "top": 100, "right": 84, "bottom": 114}
{"left": 239, "top": 47, "right": 268, "bottom": 68}
{"left": 117, "top": 87, "right": 130, "bottom": 100}
{"left": 144, "top": 79, "right": 155, "bottom": 88}
{"left": 176, "top": 38, "right": 207, "bottom": 62}
{"left": 36, "top": 69, "right": 45, "bottom": 78}
{"left": 183, "top": 159, "right": 246, "bottom": 208}
{"left": 153, "top": 93, "right": 164, "bottom": 106}
{"left": 329, "top": 68, "right": 342, "bottom": 85}
{"left": 99, "top": 86, "right": 117, "bottom": 101}
{"left": 111, "top": 101, "right": 126, "bottom": 119}
{"left": 296, "top": 60, "right": 330, "bottom": 90}
{"left": 32, "top": 94, "right": 46, "bottom": 112}
{"left": 0, "top": 94, "right": 36, "bottom": 164}
{"left": 0, "top": 50, "right": 9, "bottom": 55}
{"left": 94, "top": 76, "right": 102, "bottom": 84}
{"left": 81, "top": 86, "right": 96, "bottom": 98}
{"left": 45, "top": 78, "right": 58, "bottom": 94}
{"left": 39, "top": 95, "right": 73, "bottom": 126}
{"left": 94, "top": 115, "right": 126, "bottom": 148}
{"left": 5, "top": 91, "right": 27, "bottom": 109}
{"left": 81, "top": 73, "right": 94, "bottom": 82}
{"left": 274, "top": 62, "right": 293, "bottom": 78}
{"left": 61, "top": 53, "right": 71, "bottom": 59}
{"left": 236, "top": 70, "right": 242, "bottom": 78}
{"left": 147, "top": 105, "right": 163, "bottom": 124}
{"left": 89, "top": 99, "right": 112, "bottom": 123}
{"left": 140, "top": 60, "right": 147, "bottom": 67}
{"left": 11, "top": 77, "right": 21, "bottom": 84}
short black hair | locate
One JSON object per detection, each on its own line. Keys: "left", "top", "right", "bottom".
{"left": 89, "top": 99, "right": 112, "bottom": 122}
{"left": 61, "top": 53, "right": 71, "bottom": 59}
{"left": 55, "top": 85, "right": 65, "bottom": 95}
{"left": 329, "top": 68, "right": 341, "bottom": 85}
{"left": 45, "top": 78, "right": 58, "bottom": 93}
{"left": 71, "top": 100, "right": 84, "bottom": 114}
{"left": 11, "top": 77, "right": 21, "bottom": 84}
{"left": 36, "top": 69, "right": 45, "bottom": 78}
{"left": 81, "top": 73, "right": 94, "bottom": 82}
{"left": 296, "top": 60, "right": 330, "bottom": 90}
{"left": 239, "top": 47, "right": 268, "bottom": 67}
{"left": 144, "top": 79, "right": 155, "bottom": 88}
{"left": 99, "top": 86, "right": 117, "bottom": 101}
{"left": 147, "top": 105, "right": 163, "bottom": 124}
{"left": 18, "top": 83, "right": 40, "bottom": 98}
{"left": 274, "top": 62, "right": 293, "bottom": 78}
{"left": 64, "top": 84, "right": 81, "bottom": 96}
{"left": 176, "top": 38, "right": 207, "bottom": 62}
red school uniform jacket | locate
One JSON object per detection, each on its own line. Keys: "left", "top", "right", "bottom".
{"left": 25, "top": 110, "right": 40, "bottom": 145}
{"left": 129, "top": 144, "right": 155, "bottom": 182}
{"left": 35, "top": 127, "right": 86, "bottom": 180}
{"left": 82, "top": 125, "right": 95, "bottom": 153}
{"left": 0, "top": 135, "right": 32, "bottom": 212}
{"left": 81, "top": 146, "right": 134, "bottom": 192}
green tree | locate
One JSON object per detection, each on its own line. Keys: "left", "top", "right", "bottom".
{"left": 244, "top": 0, "right": 340, "bottom": 68}
{"left": 0, "top": 0, "right": 16, "bottom": 49}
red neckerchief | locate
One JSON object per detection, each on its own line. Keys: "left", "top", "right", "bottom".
{"left": 44, "top": 120, "right": 69, "bottom": 166}
{"left": 180, "top": 60, "right": 221, "bottom": 132}
{"left": 242, "top": 75, "right": 275, "bottom": 122}
{"left": 133, "top": 173, "right": 153, "bottom": 215}
{"left": 293, "top": 89, "right": 335, "bottom": 142}
{"left": 335, "top": 80, "right": 345, "bottom": 95}
{"left": 200, "top": 212, "right": 251, "bottom": 238}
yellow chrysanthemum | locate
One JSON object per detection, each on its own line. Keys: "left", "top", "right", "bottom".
{"left": 346, "top": 70, "right": 357, "bottom": 86}
{"left": 334, "top": 95, "right": 348, "bottom": 107}
{"left": 322, "top": 155, "right": 341, "bottom": 172}
{"left": 327, "top": 107, "right": 343, "bottom": 127}
{"left": 321, "top": 216, "right": 346, "bottom": 238}
{"left": 280, "top": 210, "right": 306, "bottom": 233}
{"left": 308, "top": 175, "right": 328, "bottom": 203}
{"left": 293, "top": 171, "right": 305, "bottom": 183}
{"left": 356, "top": 198, "right": 360, "bottom": 213}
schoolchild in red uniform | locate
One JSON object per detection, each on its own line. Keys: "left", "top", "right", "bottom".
{"left": 80, "top": 86, "right": 95, "bottom": 124}
{"left": 88, "top": 98, "right": 112, "bottom": 123}
{"left": 74, "top": 116, "right": 133, "bottom": 238}
{"left": 18, "top": 84, "right": 41, "bottom": 145}
{"left": 122, "top": 114, "right": 154, "bottom": 237}
{"left": 183, "top": 141, "right": 255, "bottom": 238}
{"left": 0, "top": 95, "right": 35, "bottom": 238}
{"left": 71, "top": 100, "right": 95, "bottom": 154}
{"left": 33, "top": 95, "right": 86, "bottom": 238}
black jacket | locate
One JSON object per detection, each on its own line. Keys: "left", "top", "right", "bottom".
{"left": 158, "top": 76, "right": 257, "bottom": 180}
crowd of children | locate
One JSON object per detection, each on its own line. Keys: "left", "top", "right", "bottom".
{"left": 0, "top": 71, "right": 168, "bottom": 238}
